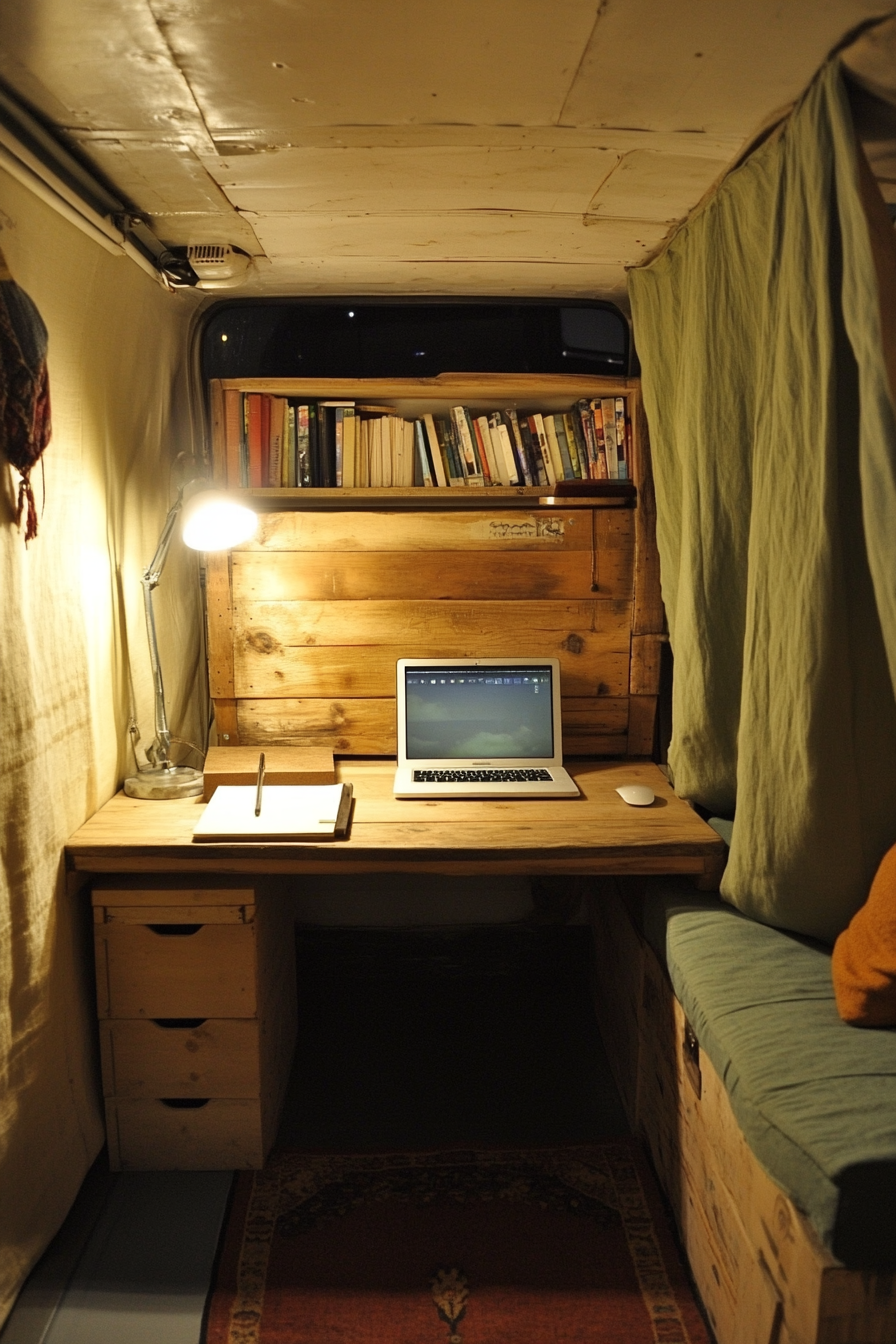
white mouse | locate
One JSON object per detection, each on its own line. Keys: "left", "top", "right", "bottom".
{"left": 616, "top": 783, "right": 655, "bottom": 807}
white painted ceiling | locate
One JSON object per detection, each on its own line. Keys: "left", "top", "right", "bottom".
{"left": 0, "top": 0, "right": 892, "bottom": 302}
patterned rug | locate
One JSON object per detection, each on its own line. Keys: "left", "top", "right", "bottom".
{"left": 205, "top": 1143, "right": 709, "bottom": 1344}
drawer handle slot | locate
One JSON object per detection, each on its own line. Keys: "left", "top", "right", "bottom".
{"left": 152, "top": 1018, "right": 207, "bottom": 1029}
{"left": 147, "top": 924, "right": 203, "bottom": 936}
{"left": 160, "top": 1098, "right": 210, "bottom": 1109}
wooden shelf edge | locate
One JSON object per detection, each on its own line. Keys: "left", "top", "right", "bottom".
{"left": 237, "top": 485, "right": 636, "bottom": 512}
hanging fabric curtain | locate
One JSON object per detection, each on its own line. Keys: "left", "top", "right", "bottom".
{"left": 629, "top": 60, "right": 896, "bottom": 943}
{"left": 0, "top": 243, "right": 51, "bottom": 541}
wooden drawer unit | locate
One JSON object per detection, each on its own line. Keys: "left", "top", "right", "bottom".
{"left": 92, "top": 883, "right": 296, "bottom": 1171}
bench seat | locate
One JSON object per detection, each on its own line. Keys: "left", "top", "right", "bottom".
{"left": 587, "top": 874, "right": 896, "bottom": 1344}
{"left": 641, "top": 881, "right": 896, "bottom": 1271}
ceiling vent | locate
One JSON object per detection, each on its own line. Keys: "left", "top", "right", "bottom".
{"left": 186, "top": 243, "right": 253, "bottom": 289}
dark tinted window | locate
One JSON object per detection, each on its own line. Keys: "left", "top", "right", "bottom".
{"left": 202, "top": 301, "right": 628, "bottom": 380}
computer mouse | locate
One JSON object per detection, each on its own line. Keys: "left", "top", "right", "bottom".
{"left": 616, "top": 783, "right": 655, "bottom": 807}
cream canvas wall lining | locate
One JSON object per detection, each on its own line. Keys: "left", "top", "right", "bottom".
{"left": 0, "top": 167, "right": 205, "bottom": 1324}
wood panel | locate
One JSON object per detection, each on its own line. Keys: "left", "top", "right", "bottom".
{"left": 248, "top": 508, "right": 601, "bottom": 552}
{"left": 235, "top": 695, "right": 629, "bottom": 756}
{"left": 234, "top": 646, "right": 630, "bottom": 699}
{"left": 232, "top": 547, "right": 632, "bottom": 603}
{"left": 235, "top": 598, "right": 631, "bottom": 648}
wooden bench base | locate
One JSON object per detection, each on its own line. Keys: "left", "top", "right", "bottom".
{"left": 586, "top": 877, "right": 896, "bottom": 1344}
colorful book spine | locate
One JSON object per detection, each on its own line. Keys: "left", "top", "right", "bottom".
{"left": 614, "top": 398, "right": 628, "bottom": 480}
{"left": 552, "top": 414, "right": 574, "bottom": 480}
{"left": 600, "top": 398, "right": 618, "bottom": 479}
{"left": 490, "top": 411, "right": 519, "bottom": 485}
{"left": 564, "top": 411, "right": 585, "bottom": 481}
{"left": 528, "top": 414, "right": 555, "bottom": 487}
{"left": 286, "top": 404, "right": 297, "bottom": 487}
{"left": 414, "top": 419, "right": 434, "bottom": 486}
{"left": 422, "top": 413, "right": 448, "bottom": 487}
{"left": 223, "top": 389, "right": 242, "bottom": 488}
{"left": 246, "top": 393, "right": 263, "bottom": 487}
{"left": 451, "top": 407, "right": 483, "bottom": 485}
{"left": 503, "top": 409, "right": 530, "bottom": 485}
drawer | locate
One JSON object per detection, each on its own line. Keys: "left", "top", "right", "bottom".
{"left": 94, "top": 922, "right": 257, "bottom": 1019}
{"left": 105, "top": 1098, "right": 264, "bottom": 1170}
{"left": 99, "top": 1019, "right": 261, "bottom": 1098}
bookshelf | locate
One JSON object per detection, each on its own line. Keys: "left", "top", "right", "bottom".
{"left": 205, "top": 374, "right": 662, "bottom": 759}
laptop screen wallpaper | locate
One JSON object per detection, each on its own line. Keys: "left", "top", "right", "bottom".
{"left": 404, "top": 666, "right": 554, "bottom": 759}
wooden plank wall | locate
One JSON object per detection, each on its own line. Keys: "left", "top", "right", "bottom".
{"left": 206, "top": 376, "right": 663, "bottom": 758}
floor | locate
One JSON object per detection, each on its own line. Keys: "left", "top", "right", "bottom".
{"left": 1, "top": 924, "right": 628, "bottom": 1344}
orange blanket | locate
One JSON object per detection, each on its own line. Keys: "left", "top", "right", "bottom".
{"left": 832, "top": 843, "right": 896, "bottom": 1026}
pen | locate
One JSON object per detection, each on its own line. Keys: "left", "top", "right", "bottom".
{"left": 254, "top": 752, "right": 265, "bottom": 816}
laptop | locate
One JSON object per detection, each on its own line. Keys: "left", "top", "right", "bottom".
{"left": 393, "top": 657, "right": 580, "bottom": 798}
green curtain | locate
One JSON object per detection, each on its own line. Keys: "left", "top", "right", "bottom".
{"left": 629, "top": 61, "right": 896, "bottom": 943}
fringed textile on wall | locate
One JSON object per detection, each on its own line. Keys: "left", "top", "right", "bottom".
{"left": 0, "top": 244, "right": 51, "bottom": 540}
{"left": 629, "top": 61, "right": 896, "bottom": 943}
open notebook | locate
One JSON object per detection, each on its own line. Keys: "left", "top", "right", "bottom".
{"left": 393, "top": 657, "right": 579, "bottom": 798}
{"left": 193, "top": 782, "right": 353, "bottom": 841}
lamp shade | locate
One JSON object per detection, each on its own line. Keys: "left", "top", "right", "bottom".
{"left": 181, "top": 488, "right": 257, "bottom": 551}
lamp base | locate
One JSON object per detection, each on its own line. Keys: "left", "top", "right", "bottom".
{"left": 123, "top": 765, "right": 204, "bottom": 800}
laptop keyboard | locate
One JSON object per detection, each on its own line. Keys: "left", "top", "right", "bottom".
{"left": 412, "top": 768, "right": 553, "bottom": 783}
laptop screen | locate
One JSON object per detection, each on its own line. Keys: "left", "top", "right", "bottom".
{"left": 403, "top": 664, "right": 555, "bottom": 760}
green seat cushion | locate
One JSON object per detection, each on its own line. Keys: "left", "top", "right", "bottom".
{"left": 639, "top": 879, "right": 896, "bottom": 1269}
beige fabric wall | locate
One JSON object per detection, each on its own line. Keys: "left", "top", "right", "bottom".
{"left": 0, "top": 168, "right": 205, "bottom": 1324}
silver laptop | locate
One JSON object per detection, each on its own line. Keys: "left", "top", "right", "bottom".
{"left": 393, "top": 657, "right": 580, "bottom": 798}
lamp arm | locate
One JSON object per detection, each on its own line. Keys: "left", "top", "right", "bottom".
{"left": 141, "top": 576, "right": 171, "bottom": 767}
{"left": 138, "top": 486, "right": 187, "bottom": 770}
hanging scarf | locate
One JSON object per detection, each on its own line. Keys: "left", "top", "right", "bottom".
{"left": 0, "top": 244, "right": 51, "bottom": 541}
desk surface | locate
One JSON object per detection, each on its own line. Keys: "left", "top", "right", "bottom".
{"left": 66, "top": 760, "right": 725, "bottom": 884}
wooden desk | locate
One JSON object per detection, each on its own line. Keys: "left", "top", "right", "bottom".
{"left": 68, "top": 760, "right": 724, "bottom": 1173}
{"left": 68, "top": 759, "right": 725, "bottom": 882}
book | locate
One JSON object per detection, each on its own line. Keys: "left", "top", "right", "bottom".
{"left": 528, "top": 413, "right": 555, "bottom": 487}
{"left": 414, "top": 419, "right": 434, "bottom": 486}
{"left": 615, "top": 397, "right": 628, "bottom": 480}
{"left": 342, "top": 406, "right": 356, "bottom": 487}
{"left": 473, "top": 414, "right": 497, "bottom": 484}
{"left": 286, "top": 404, "right": 298, "bottom": 487}
{"left": 504, "top": 409, "right": 531, "bottom": 485}
{"left": 269, "top": 396, "right": 285, "bottom": 486}
{"left": 590, "top": 400, "right": 609, "bottom": 479}
{"left": 576, "top": 399, "right": 598, "bottom": 479}
{"left": 517, "top": 415, "right": 542, "bottom": 486}
{"left": 491, "top": 411, "right": 519, "bottom": 486}
{"left": 600, "top": 397, "right": 618, "bottom": 479}
{"left": 193, "top": 782, "right": 353, "bottom": 841}
{"left": 296, "top": 405, "right": 311, "bottom": 486}
{"left": 423, "top": 413, "right": 449, "bottom": 487}
{"left": 223, "top": 389, "right": 242, "bottom": 488}
{"left": 552, "top": 414, "right": 574, "bottom": 480}
{"left": 308, "top": 402, "right": 320, "bottom": 486}
{"left": 440, "top": 416, "right": 465, "bottom": 485}
{"left": 451, "top": 406, "right": 484, "bottom": 485}
{"left": 563, "top": 411, "right": 584, "bottom": 479}
{"left": 542, "top": 413, "right": 565, "bottom": 483}
{"left": 246, "top": 393, "right": 263, "bottom": 487}
{"left": 259, "top": 394, "right": 271, "bottom": 486}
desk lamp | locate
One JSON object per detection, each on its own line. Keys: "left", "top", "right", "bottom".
{"left": 123, "top": 483, "right": 257, "bottom": 800}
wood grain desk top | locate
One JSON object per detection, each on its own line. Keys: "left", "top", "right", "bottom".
{"left": 66, "top": 760, "right": 725, "bottom": 884}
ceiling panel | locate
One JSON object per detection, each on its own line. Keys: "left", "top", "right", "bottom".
{"left": 0, "top": 0, "right": 891, "bottom": 299}
{"left": 205, "top": 146, "right": 622, "bottom": 215}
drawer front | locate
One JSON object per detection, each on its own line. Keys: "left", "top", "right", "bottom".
{"left": 99, "top": 1019, "right": 261, "bottom": 1098}
{"left": 94, "top": 923, "right": 257, "bottom": 1018}
{"left": 106, "top": 1098, "right": 264, "bottom": 1170}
